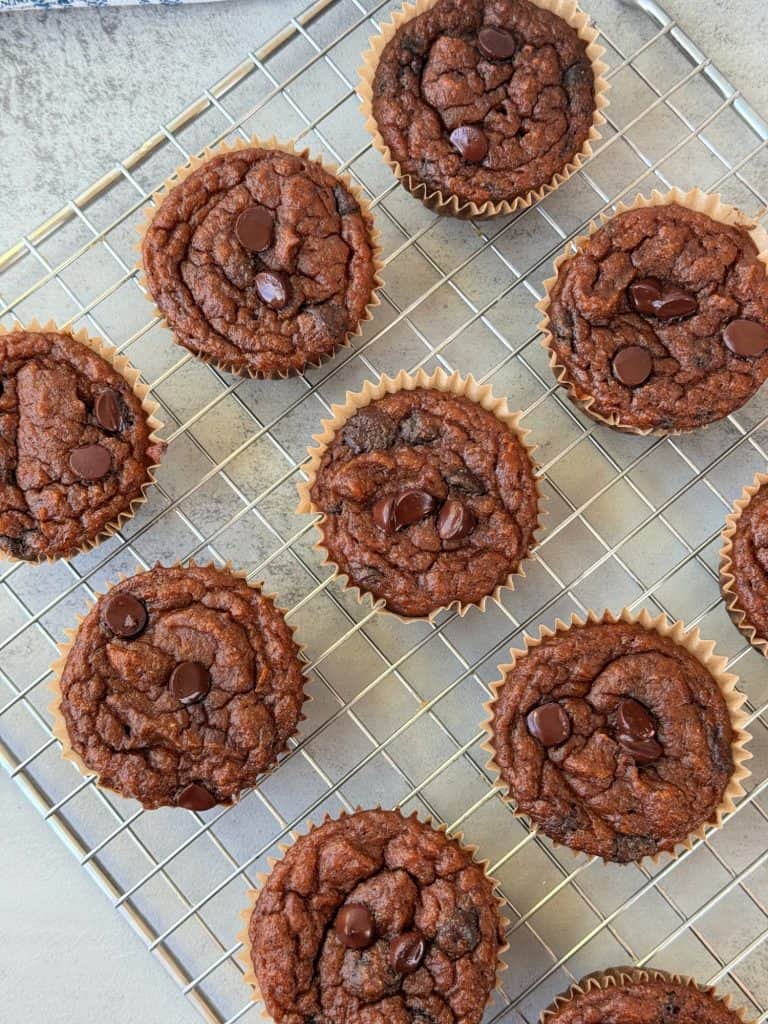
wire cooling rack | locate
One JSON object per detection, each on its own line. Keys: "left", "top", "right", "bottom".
{"left": 2, "top": 0, "right": 768, "bottom": 1021}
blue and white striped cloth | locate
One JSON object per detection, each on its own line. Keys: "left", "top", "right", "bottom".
{"left": 1, "top": 0, "right": 221, "bottom": 9}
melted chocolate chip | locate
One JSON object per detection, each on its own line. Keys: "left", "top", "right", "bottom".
{"left": 389, "top": 932, "right": 426, "bottom": 975}
{"left": 372, "top": 494, "right": 396, "bottom": 532}
{"left": 94, "top": 389, "right": 123, "bottom": 432}
{"left": 437, "top": 499, "right": 476, "bottom": 540}
{"left": 436, "top": 907, "right": 480, "bottom": 958}
{"left": 235, "top": 206, "right": 274, "bottom": 252}
{"left": 651, "top": 287, "right": 697, "bottom": 319}
{"left": 176, "top": 782, "right": 217, "bottom": 811}
{"left": 477, "top": 25, "right": 516, "bottom": 60}
{"left": 527, "top": 703, "right": 571, "bottom": 747}
{"left": 333, "top": 184, "right": 360, "bottom": 217}
{"left": 449, "top": 125, "right": 488, "bottom": 163}
{"left": 102, "top": 593, "right": 148, "bottom": 639}
{"left": 399, "top": 409, "right": 441, "bottom": 445}
{"left": 723, "top": 319, "right": 768, "bottom": 357}
{"left": 335, "top": 904, "right": 375, "bottom": 950}
{"left": 170, "top": 661, "right": 211, "bottom": 704}
{"left": 394, "top": 489, "right": 437, "bottom": 529}
{"left": 69, "top": 443, "right": 111, "bottom": 481}
{"left": 612, "top": 345, "right": 652, "bottom": 387}
{"left": 629, "top": 277, "right": 663, "bottom": 315}
{"left": 446, "top": 469, "right": 484, "bottom": 495}
{"left": 342, "top": 407, "right": 397, "bottom": 454}
{"left": 255, "top": 270, "right": 290, "bottom": 309}
{"left": 618, "top": 735, "right": 663, "bottom": 765}
{"left": 616, "top": 697, "right": 655, "bottom": 740}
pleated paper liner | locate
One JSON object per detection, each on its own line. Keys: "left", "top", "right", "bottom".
{"left": 237, "top": 807, "right": 510, "bottom": 1015}
{"left": 295, "top": 366, "right": 545, "bottom": 624}
{"left": 537, "top": 186, "right": 768, "bottom": 435}
{"left": 48, "top": 559, "right": 309, "bottom": 809}
{"left": 358, "top": 0, "right": 610, "bottom": 220}
{"left": 541, "top": 966, "right": 753, "bottom": 1024}
{"left": 720, "top": 471, "right": 768, "bottom": 657}
{"left": 136, "top": 135, "right": 384, "bottom": 379}
{"left": 480, "top": 607, "right": 752, "bottom": 866}
{"left": 0, "top": 319, "right": 164, "bottom": 564}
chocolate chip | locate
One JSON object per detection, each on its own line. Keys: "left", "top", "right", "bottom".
{"left": 614, "top": 833, "right": 657, "bottom": 862}
{"left": 436, "top": 907, "right": 480, "bottom": 958}
{"left": 612, "top": 345, "right": 652, "bottom": 387}
{"left": 399, "top": 409, "right": 441, "bottom": 445}
{"left": 618, "top": 735, "right": 663, "bottom": 765}
{"left": 389, "top": 932, "right": 426, "bottom": 974}
{"left": 176, "top": 783, "right": 217, "bottom": 811}
{"left": 372, "top": 495, "right": 396, "bottom": 532}
{"left": 563, "top": 59, "right": 592, "bottom": 92}
{"left": 352, "top": 564, "right": 383, "bottom": 587}
{"left": 170, "top": 661, "right": 211, "bottom": 704}
{"left": 437, "top": 499, "right": 476, "bottom": 540}
{"left": 235, "top": 205, "right": 274, "bottom": 252}
{"left": 255, "top": 270, "right": 290, "bottom": 309}
{"left": 69, "top": 443, "right": 111, "bottom": 481}
{"left": 629, "top": 277, "right": 663, "bottom": 315}
{"left": 526, "top": 703, "right": 571, "bottom": 747}
{"left": 102, "top": 593, "right": 148, "bottom": 639}
{"left": 723, "top": 319, "right": 768, "bottom": 357}
{"left": 94, "top": 389, "right": 123, "bottom": 432}
{"left": 652, "top": 286, "right": 697, "bottom": 319}
{"left": 477, "top": 25, "right": 516, "bottom": 60}
{"left": 446, "top": 469, "right": 484, "bottom": 495}
{"left": 310, "top": 303, "right": 349, "bottom": 337}
{"left": 335, "top": 904, "right": 375, "bottom": 950}
{"left": 334, "top": 184, "right": 360, "bottom": 217}
{"left": 616, "top": 697, "right": 655, "bottom": 740}
{"left": 394, "top": 489, "right": 437, "bottom": 529}
{"left": 449, "top": 126, "right": 488, "bottom": 163}
{"left": 342, "top": 407, "right": 397, "bottom": 454}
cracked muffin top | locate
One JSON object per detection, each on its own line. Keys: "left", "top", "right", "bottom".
{"left": 489, "top": 620, "right": 737, "bottom": 862}
{"left": 307, "top": 387, "right": 540, "bottom": 618}
{"left": 56, "top": 564, "right": 306, "bottom": 810}
{"left": 547, "top": 203, "right": 768, "bottom": 432}
{"left": 0, "top": 329, "right": 162, "bottom": 562}
{"left": 370, "top": 0, "right": 597, "bottom": 207}
{"left": 247, "top": 809, "right": 504, "bottom": 1024}
{"left": 544, "top": 970, "right": 746, "bottom": 1024}
{"left": 723, "top": 479, "right": 768, "bottom": 646}
{"left": 141, "top": 146, "right": 378, "bottom": 377}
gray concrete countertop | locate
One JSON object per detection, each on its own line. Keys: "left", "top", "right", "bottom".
{"left": 1, "top": 2, "right": 767, "bottom": 1023}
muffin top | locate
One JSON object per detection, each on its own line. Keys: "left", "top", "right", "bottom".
{"left": 248, "top": 809, "right": 503, "bottom": 1024}
{"left": 371, "top": 0, "right": 596, "bottom": 206}
{"left": 0, "top": 329, "right": 162, "bottom": 562}
{"left": 142, "top": 147, "right": 378, "bottom": 377}
{"left": 57, "top": 564, "right": 306, "bottom": 810}
{"left": 724, "top": 479, "right": 768, "bottom": 644}
{"left": 547, "top": 203, "right": 768, "bottom": 432}
{"left": 545, "top": 970, "right": 745, "bottom": 1024}
{"left": 490, "top": 620, "right": 736, "bottom": 862}
{"left": 308, "top": 387, "right": 539, "bottom": 617}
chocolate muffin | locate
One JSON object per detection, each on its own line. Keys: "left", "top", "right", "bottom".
{"left": 368, "top": 0, "right": 600, "bottom": 211}
{"left": 304, "top": 382, "right": 540, "bottom": 618}
{"left": 245, "top": 809, "right": 504, "bottom": 1024}
{"left": 54, "top": 563, "right": 306, "bottom": 810}
{"left": 141, "top": 143, "right": 380, "bottom": 377}
{"left": 543, "top": 968, "right": 748, "bottom": 1024}
{"left": 487, "top": 615, "right": 745, "bottom": 863}
{"left": 0, "top": 327, "right": 163, "bottom": 562}
{"left": 545, "top": 200, "right": 768, "bottom": 432}
{"left": 721, "top": 474, "right": 768, "bottom": 654}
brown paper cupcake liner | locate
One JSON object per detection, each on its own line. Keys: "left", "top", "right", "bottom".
{"left": 541, "top": 966, "right": 753, "bottom": 1023}
{"left": 136, "top": 136, "right": 384, "bottom": 379}
{"left": 0, "top": 319, "right": 165, "bottom": 564}
{"left": 296, "top": 366, "right": 545, "bottom": 624}
{"left": 480, "top": 607, "right": 752, "bottom": 865}
{"left": 720, "top": 471, "right": 768, "bottom": 657}
{"left": 358, "top": 0, "right": 610, "bottom": 220}
{"left": 237, "top": 806, "right": 510, "bottom": 1011}
{"left": 537, "top": 186, "right": 768, "bottom": 435}
{"left": 48, "top": 559, "right": 309, "bottom": 806}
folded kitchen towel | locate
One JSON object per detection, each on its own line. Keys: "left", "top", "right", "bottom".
{"left": 1, "top": 0, "right": 223, "bottom": 8}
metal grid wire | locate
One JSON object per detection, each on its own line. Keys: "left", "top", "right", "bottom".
{"left": 2, "top": 0, "right": 768, "bottom": 1021}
